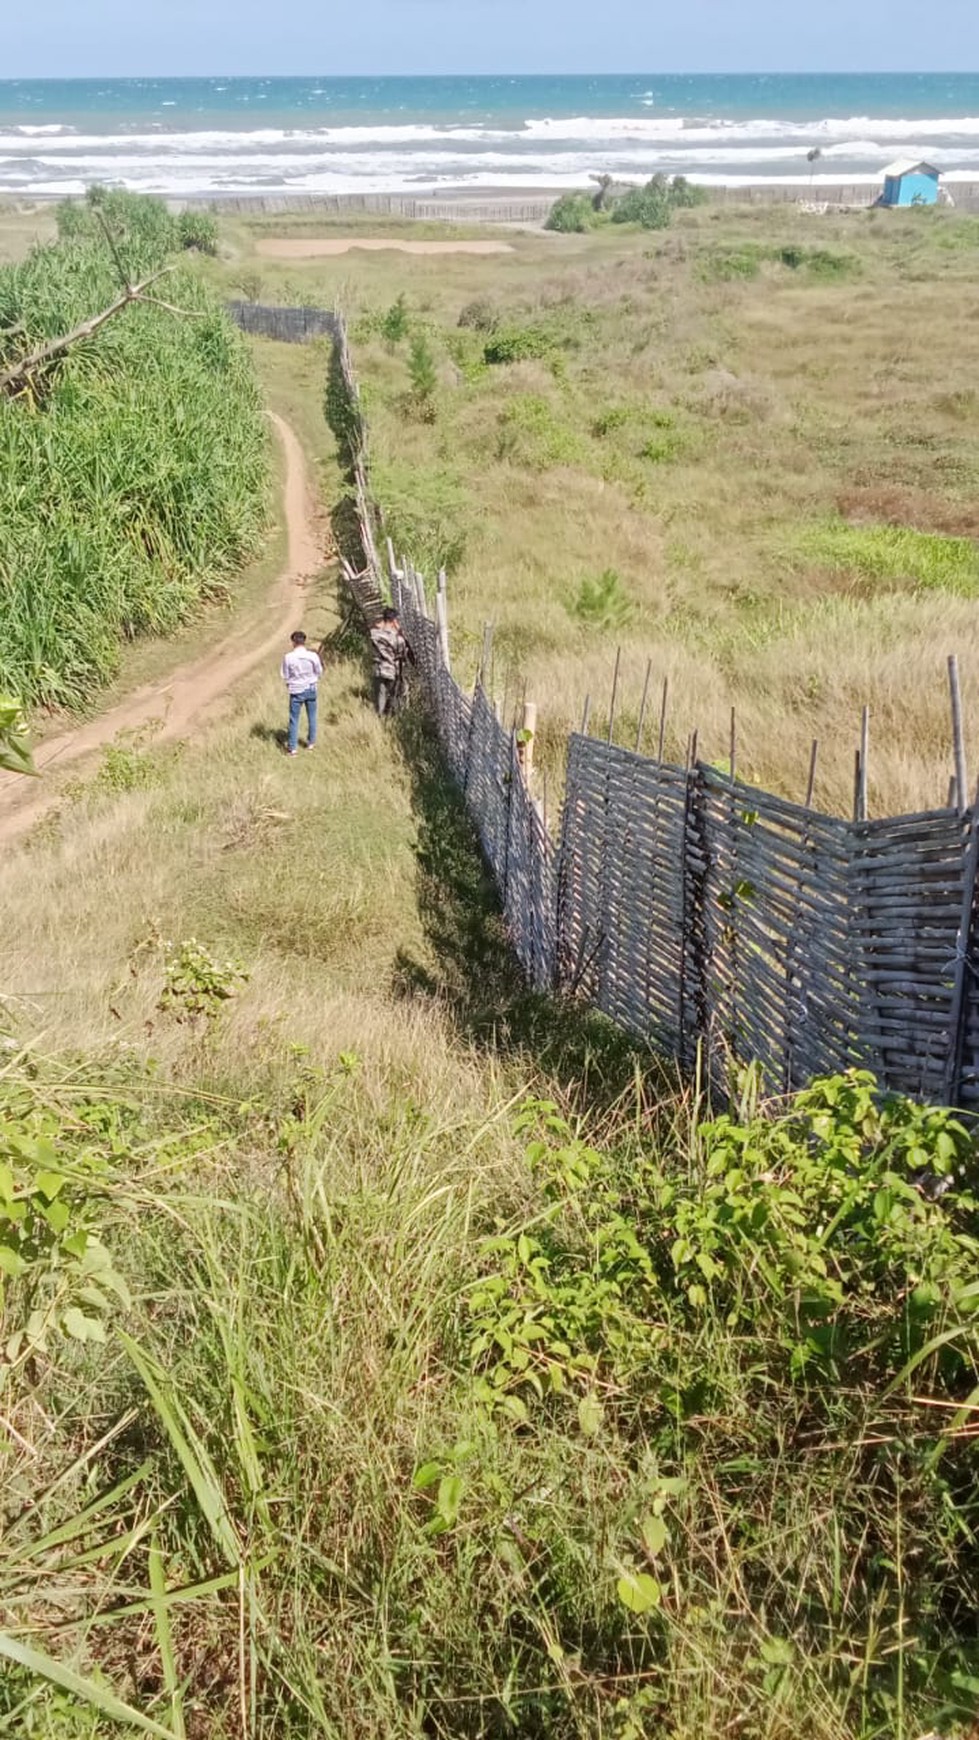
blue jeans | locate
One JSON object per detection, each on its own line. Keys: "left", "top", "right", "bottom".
{"left": 288, "top": 686, "right": 318, "bottom": 752}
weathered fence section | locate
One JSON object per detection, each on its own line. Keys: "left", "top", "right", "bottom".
{"left": 226, "top": 301, "right": 339, "bottom": 343}
{"left": 328, "top": 313, "right": 979, "bottom": 1105}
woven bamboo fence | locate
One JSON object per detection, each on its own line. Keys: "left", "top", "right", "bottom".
{"left": 330, "top": 316, "right": 979, "bottom": 1105}
{"left": 226, "top": 301, "right": 339, "bottom": 343}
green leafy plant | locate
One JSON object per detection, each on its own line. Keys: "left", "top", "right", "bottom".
{"left": 0, "top": 1100, "right": 131, "bottom": 1380}
{"left": 158, "top": 939, "right": 248, "bottom": 1024}
{"left": 483, "top": 324, "right": 554, "bottom": 366}
{"left": 0, "top": 694, "right": 35, "bottom": 777}
{"left": 571, "top": 567, "right": 635, "bottom": 630}
{"left": 407, "top": 331, "right": 438, "bottom": 419}
{"left": 380, "top": 292, "right": 410, "bottom": 344}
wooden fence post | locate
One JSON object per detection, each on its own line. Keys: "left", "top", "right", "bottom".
{"left": 435, "top": 575, "right": 450, "bottom": 672}
{"left": 948, "top": 654, "right": 967, "bottom": 813}
{"left": 518, "top": 700, "right": 537, "bottom": 785}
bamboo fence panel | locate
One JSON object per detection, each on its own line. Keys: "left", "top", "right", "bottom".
{"left": 225, "top": 302, "right": 339, "bottom": 343}
{"left": 332, "top": 314, "right": 979, "bottom": 1108}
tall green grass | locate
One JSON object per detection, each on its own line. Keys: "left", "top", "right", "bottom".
{"left": 3, "top": 1049, "right": 977, "bottom": 1739}
{"left": 0, "top": 194, "right": 269, "bottom": 708}
{"left": 795, "top": 522, "right": 979, "bottom": 596}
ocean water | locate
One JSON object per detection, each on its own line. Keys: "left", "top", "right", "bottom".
{"left": 3, "top": 73, "right": 979, "bottom": 197}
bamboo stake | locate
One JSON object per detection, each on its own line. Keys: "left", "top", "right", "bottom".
{"left": 729, "top": 707, "right": 737, "bottom": 785}
{"left": 580, "top": 694, "right": 592, "bottom": 736}
{"left": 948, "top": 775, "right": 958, "bottom": 811}
{"left": 435, "top": 583, "right": 450, "bottom": 672}
{"left": 657, "top": 677, "right": 669, "bottom": 762}
{"left": 858, "top": 707, "right": 870, "bottom": 822}
{"left": 805, "top": 739, "right": 819, "bottom": 810}
{"left": 518, "top": 700, "right": 538, "bottom": 784}
{"left": 948, "top": 654, "right": 967, "bottom": 814}
{"left": 852, "top": 748, "right": 862, "bottom": 823}
{"left": 479, "top": 621, "right": 494, "bottom": 689}
{"left": 635, "top": 659, "right": 653, "bottom": 754}
{"left": 385, "top": 536, "right": 397, "bottom": 582}
{"left": 607, "top": 648, "right": 622, "bottom": 746}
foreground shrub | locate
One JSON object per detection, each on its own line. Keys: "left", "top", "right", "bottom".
{"left": 4, "top": 1059, "right": 978, "bottom": 1736}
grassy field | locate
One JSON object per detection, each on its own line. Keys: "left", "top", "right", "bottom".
{"left": 1, "top": 201, "right": 979, "bottom": 1740}
{"left": 206, "top": 200, "right": 979, "bottom": 816}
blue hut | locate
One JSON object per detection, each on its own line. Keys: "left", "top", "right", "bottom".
{"left": 879, "top": 159, "right": 940, "bottom": 207}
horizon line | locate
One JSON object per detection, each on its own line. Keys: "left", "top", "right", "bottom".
{"left": 4, "top": 68, "right": 979, "bottom": 83}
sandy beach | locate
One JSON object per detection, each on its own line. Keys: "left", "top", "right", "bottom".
{"left": 255, "top": 235, "right": 515, "bottom": 257}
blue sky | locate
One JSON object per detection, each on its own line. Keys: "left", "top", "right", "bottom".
{"left": 9, "top": 0, "right": 979, "bottom": 78}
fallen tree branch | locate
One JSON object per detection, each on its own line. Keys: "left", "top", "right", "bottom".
{"left": 0, "top": 265, "right": 195, "bottom": 398}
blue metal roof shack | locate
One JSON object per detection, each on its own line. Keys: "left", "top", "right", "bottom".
{"left": 878, "top": 158, "right": 941, "bottom": 206}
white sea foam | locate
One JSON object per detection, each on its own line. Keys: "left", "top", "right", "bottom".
{"left": 3, "top": 110, "right": 979, "bottom": 196}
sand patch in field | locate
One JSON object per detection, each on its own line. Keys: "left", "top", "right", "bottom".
{"left": 255, "top": 237, "right": 515, "bottom": 259}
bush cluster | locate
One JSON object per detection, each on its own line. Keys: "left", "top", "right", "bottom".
{"left": 546, "top": 174, "right": 707, "bottom": 235}
{"left": 0, "top": 192, "right": 268, "bottom": 708}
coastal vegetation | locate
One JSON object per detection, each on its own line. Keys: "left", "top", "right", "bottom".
{"left": 2, "top": 198, "right": 979, "bottom": 1738}
{"left": 0, "top": 191, "right": 268, "bottom": 710}
{"left": 242, "top": 199, "right": 979, "bottom": 816}
{"left": 545, "top": 175, "right": 707, "bottom": 233}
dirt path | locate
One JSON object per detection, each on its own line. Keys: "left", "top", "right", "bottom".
{"left": 255, "top": 237, "right": 514, "bottom": 258}
{"left": 0, "top": 413, "right": 322, "bottom": 848}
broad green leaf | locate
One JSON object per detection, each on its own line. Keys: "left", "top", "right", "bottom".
{"left": 500, "top": 1394, "right": 528, "bottom": 1423}
{"left": 616, "top": 1571, "right": 661, "bottom": 1615}
{"left": 0, "top": 1244, "right": 27, "bottom": 1279}
{"left": 33, "top": 1170, "right": 66, "bottom": 1202}
{"left": 40, "top": 1198, "right": 71, "bottom": 1234}
{"left": 759, "top": 1637, "right": 794, "bottom": 1667}
{"left": 639, "top": 1514, "right": 668, "bottom": 1556}
{"left": 0, "top": 1161, "right": 13, "bottom": 1204}
{"left": 437, "top": 1474, "right": 464, "bottom": 1528}
{"left": 0, "top": 1631, "right": 179, "bottom": 1738}
{"left": 578, "top": 1394, "right": 604, "bottom": 1437}
{"left": 62, "top": 1308, "right": 107, "bottom": 1344}
{"left": 412, "top": 1461, "right": 443, "bottom": 1491}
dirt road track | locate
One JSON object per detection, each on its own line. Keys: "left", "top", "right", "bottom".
{"left": 0, "top": 413, "right": 321, "bottom": 849}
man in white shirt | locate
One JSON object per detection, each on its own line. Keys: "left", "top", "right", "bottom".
{"left": 280, "top": 630, "right": 323, "bottom": 756}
